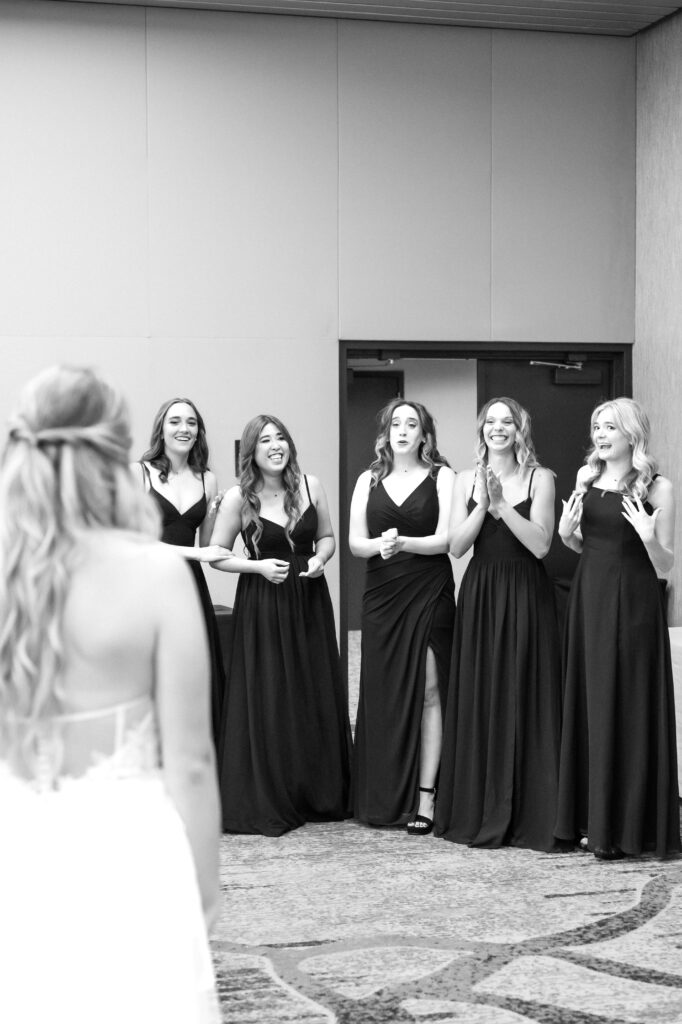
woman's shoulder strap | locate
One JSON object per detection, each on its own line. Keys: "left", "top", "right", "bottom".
{"left": 527, "top": 466, "right": 537, "bottom": 499}
{"left": 303, "top": 474, "right": 312, "bottom": 503}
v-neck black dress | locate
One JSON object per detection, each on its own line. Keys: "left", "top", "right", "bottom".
{"left": 434, "top": 471, "right": 563, "bottom": 852}
{"left": 554, "top": 486, "right": 680, "bottom": 857}
{"left": 353, "top": 471, "right": 456, "bottom": 826}
{"left": 143, "top": 466, "right": 225, "bottom": 750}
{"left": 217, "top": 491, "right": 352, "bottom": 836}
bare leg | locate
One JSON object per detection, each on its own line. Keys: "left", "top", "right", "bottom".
{"left": 407, "top": 648, "right": 442, "bottom": 833}
{"left": 417, "top": 647, "right": 441, "bottom": 820}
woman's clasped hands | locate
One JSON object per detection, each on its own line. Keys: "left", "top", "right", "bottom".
{"left": 380, "top": 527, "right": 400, "bottom": 560}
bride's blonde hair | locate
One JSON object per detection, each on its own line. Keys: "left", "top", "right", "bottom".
{"left": 0, "top": 366, "right": 158, "bottom": 724}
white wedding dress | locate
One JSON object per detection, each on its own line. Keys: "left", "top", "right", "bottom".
{"left": 0, "top": 696, "right": 220, "bottom": 1024}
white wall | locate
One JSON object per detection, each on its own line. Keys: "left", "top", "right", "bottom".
{"left": 636, "top": 12, "right": 682, "bottom": 624}
{"left": 0, "top": 1, "right": 637, "bottom": 619}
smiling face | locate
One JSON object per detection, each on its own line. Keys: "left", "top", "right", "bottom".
{"left": 254, "top": 421, "right": 290, "bottom": 475}
{"left": 162, "top": 401, "right": 198, "bottom": 457}
{"left": 389, "top": 404, "right": 424, "bottom": 459}
{"left": 592, "top": 408, "right": 631, "bottom": 464}
{"left": 483, "top": 402, "right": 517, "bottom": 455}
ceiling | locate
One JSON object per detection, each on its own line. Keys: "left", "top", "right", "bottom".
{"left": 56, "top": 1, "right": 682, "bottom": 36}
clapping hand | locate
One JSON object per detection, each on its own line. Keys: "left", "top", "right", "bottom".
{"left": 485, "top": 466, "right": 505, "bottom": 511}
{"left": 473, "top": 462, "right": 490, "bottom": 510}
{"left": 621, "top": 495, "right": 661, "bottom": 544}
{"left": 558, "top": 491, "right": 583, "bottom": 539}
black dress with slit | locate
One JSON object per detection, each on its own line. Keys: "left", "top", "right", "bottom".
{"left": 217, "top": 479, "right": 352, "bottom": 836}
{"left": 554, "top": 485, "right": 680, "bottom": 857}
{"left": 142, "top": 464, "right": 225, "bottom": 749}
{"left": 434, "top": 469, "right": 563, "bottom": 852}
{"left": 352, "top": 470, "right": 455, "bottom": 826}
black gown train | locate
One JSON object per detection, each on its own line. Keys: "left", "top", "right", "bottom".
{"left": 434, "top": 470, "right": 563, "bottom": 852}
{"left": 353, "top": 471, "right": 456, "bottom": 826}
{"left": 143, "top": 465, "right": 225, "bottom": 749}
{"left": 218, "top": 480, "right": 352, "bottom": 836}
{"left": 554, "top": 485, "right": 680, "bottom": 857}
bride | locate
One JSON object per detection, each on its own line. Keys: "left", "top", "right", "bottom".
{"left": 0, "top": 366, "right": 221, "bottom": 1023}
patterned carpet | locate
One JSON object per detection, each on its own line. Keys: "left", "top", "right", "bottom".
{"left": 212, "top": 822, "right": 682, "bottom": 1024}
{"left": 211, "top": 632, "right": 682, "bottom": 1023}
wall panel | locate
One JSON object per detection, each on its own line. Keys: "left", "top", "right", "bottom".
{"left": 492, "top": 32, "right": 635, "bottom": 343}
{"left": 0, "top": 1, "right": 148, "bottom": 336}
{"left": 636, "top": 13, "right": 682, "bottom": 624}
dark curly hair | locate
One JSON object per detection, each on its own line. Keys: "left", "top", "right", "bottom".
{"left": 368, "top": 398, "right": 449, "bottom": 488}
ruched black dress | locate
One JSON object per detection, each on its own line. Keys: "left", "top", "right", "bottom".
{"left": 143, "top": 465, "right": 225, "bottom": 749}
{"left": 218, "top": 482, "right": 352, "bottom": 836}
{"left": 353, "top": 471, "right": 455, "bottom": 826}
{"left": 434, "top": 470, "right": 563, "bottom": 852}
{"left": 554, "top": 486, "right": 680, "bottom": 857}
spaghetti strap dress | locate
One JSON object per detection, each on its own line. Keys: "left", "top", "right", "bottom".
{"left": 353, "top": 470, "right": 455, "bottom": 826}
{"left": 554, "top": 485, "right": 680, "bottom": 857}
{"left": 142, "top": 464, "right": 225, "bottom": 748}
{"left": 217, "top": 477, "right": 352, "bottom": 836}
{"left": 434, "top": 469, "right": 563, "bottom": 852}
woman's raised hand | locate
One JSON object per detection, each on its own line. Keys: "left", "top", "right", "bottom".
{"left": 259, "top": 558, "right": 291, "bottom": 584}
{"left": 621, "top": 495, "right": 661, "bottom": 544}
{"left": 558, "top": 491, "right": 583, "bottom": 539}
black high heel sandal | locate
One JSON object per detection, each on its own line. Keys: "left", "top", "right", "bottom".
{"left": 406, "top": 786, "right": 436, "bottom": 836}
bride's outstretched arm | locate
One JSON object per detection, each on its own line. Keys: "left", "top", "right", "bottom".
{"left": 154, "top": 548, "right": 221, "bottom": 929}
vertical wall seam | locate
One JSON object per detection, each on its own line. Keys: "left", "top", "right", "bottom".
{"left": 144, "top": 8, "right": 151, "bottom": 341}
{"left": 489, "top": 29, "right": 494, "bottom": 342}
{"left": 336, "top": 18, "right": 341, "bottom": 342}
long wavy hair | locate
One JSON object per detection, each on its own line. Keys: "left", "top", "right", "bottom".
{"left": 0, "top": 366, "right": 159, "bottom": 728}
{"left": 239, "top": 415, "right": 301, "bottom": 555}
{"left": 582, "top": 397, "right": 657, "bottom": 499}
{"left": 141, "top": 397, "right": 210, "bottom": 482}
{"left": 368, "top": 398, "right": 450, "bottom": 488}
{"left": 475, "top": 397, "right": 540, "bottom": 470}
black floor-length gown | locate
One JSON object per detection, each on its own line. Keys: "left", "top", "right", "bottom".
{"left": 218, "top": 484, "right": 352, "bottom": 836}
{"left": 353, "top": 471, "right": 455, "bottom": 826}
{"left": 143, "top": 465, "right": 225, "bottom": 749}
{"left": 554, "top": 486, "right": 680, "bottom": 857}
{"left": 434, "top": 471, "right": 563, "bottom": 851}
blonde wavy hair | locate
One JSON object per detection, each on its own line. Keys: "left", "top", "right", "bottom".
{"left": 583, "top": 397, "right": 657, "bottom": 499}
{"left": 0, "top": 366, "right": 159, "bottom": 726}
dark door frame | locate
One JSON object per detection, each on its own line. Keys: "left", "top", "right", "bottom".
{"left": 338, "top": 338, "right": 632, "bottom": 689}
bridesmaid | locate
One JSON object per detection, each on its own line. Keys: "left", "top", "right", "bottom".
{"left": 555, "top": 397, "right": 679, "bottom": 859}
{"left": 210, "top": 414, "right": 352, "bottom": 836}
{"left": 139, "top": 397, "right": 228, "bottom": 748}
{"left": 434, "top": 397, "right": 563, "bottom": 852}
{"left": 349, "top": 399, "right": 455, "bottom": 833}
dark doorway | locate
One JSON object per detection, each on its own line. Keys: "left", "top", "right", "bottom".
{"left": 346, "top": 370, "right": 404, "bottom": 629}
{"left": 339, "top": 341, "right": 631, "bottom": 686}
{"left": 478, "top": 356, "right": 615, "bottom": 606}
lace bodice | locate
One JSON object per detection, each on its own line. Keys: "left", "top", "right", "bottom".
{"left": 0, "top": 695, "right": 160, "bottom": 793}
